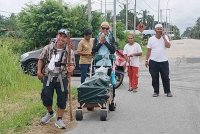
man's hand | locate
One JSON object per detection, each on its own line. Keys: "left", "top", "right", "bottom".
{"left": 37, "top": 71, "right": 43, "bottom": 80}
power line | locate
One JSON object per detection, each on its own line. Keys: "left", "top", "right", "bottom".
{"left": 142, "top": 0, "right": 158, "bottom": 12}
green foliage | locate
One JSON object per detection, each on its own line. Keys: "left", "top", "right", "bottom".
{"left": 0, "top": 37, "right": 26, "bottom": 54}
{"left": 182, "top": 17, "right": 200, "bottom": 39}
{"left": 17, "top": 0, "right": 103, "bottom": 51}
{"left": 91, "top": 11, "right": 103, "bottom": 36}
{"left": 116, "top": 21, "right": 125, "bottom": 40}
{"left": 171, "top": 25, "right": 181, "bottom": 39}
{"left": 18, "top": 0, "right": 69, "bottom": 49}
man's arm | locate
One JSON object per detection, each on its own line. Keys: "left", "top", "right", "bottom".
{"left": 37, "top": 59, "right": 44, "bottom": 80}
{"left": 37, "top": 46, "right": 48, "bottom": 80}
{"left": 163, "top": 34, "right": 171, "bottom": 48}
{"left": 145, "top": 48, "right": 151, "bottom": 68}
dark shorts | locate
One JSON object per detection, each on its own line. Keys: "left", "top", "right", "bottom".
{"left": 41, "top": 76, "right": 68, "bottom": 109}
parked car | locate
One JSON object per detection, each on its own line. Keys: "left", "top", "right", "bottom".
{"left": 20, "top": 38, "right": 82, "bottom": 76}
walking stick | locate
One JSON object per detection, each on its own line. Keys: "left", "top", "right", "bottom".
{"left": 128, "top": 56, "right": 131, "bottom": 90}
{"left": 67, "top": 39, "right": 73, "bottom": 121}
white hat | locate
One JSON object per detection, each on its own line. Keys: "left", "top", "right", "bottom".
{"left": 155, "top": 24, "right": 163, "bottom": 29}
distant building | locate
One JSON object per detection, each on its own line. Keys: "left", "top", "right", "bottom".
{"left": 127, "top": 30, "right": 155, "bottom": 36}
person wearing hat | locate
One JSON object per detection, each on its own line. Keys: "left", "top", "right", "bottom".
{"left": 37, "top": 28, "right": 75, "bottom": 129}
{"left": 77, "top": 29, "right": 93, "bottom": 83}
{"left": 92, "top": 21, "right": 116, "bottom": 67}
{"left": 145, "top": 24, "right": 173, "bottom": 97}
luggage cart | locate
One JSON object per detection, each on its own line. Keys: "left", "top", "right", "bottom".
{"left": 75, "top": 54, "right": 116, "bottom": 121}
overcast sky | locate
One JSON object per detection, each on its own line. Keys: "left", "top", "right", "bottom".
{"left": 0, "top": 0, "right": 199, "bottom": 34}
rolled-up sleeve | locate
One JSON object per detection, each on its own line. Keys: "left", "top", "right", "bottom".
{"left": 38, "top": 46, "right": 48, "bottom": 60}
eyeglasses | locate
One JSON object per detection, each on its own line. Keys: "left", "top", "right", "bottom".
{"left": 101, "top": 27, "right": 109, "bottom": 30}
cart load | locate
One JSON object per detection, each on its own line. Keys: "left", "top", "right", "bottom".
{"left": 77, "top": 67, "right": 112, "bottom": 104}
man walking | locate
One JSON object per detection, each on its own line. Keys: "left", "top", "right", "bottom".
{"left": 37, "top": 29, "right": 75, "bottom": 129}
{"left": 145, "top": 24, "right": 173, "bottom": 97}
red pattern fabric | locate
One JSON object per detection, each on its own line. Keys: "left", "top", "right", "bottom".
{"left": 127, "top": 66, "right": 139, "bottom": 89}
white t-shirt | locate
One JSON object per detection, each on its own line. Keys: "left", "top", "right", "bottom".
{"left": 147, "top": 35, "right": 169, "bottom": 62}
{"left": 123, "top": 42, "right": 142, "bottom": 67}
{"left": 48, "top": 49, "right": 62, "bottom": 73}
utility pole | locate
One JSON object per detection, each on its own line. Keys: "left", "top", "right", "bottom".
{"left": 160, "top": 9, "right": 162, "bottom": 23}
{"left": 158, "top": 0, "right": 160, "bottom": 23}
{"left": 126, "top": 0, "right": 128, "bottom": 31}
{"left": 113, "top": 0, "right": 117, "bottom": 39}
{"left": 88, "top": 0, "right": 92, "bottom": 26}
{"left": 105, "top": 0, "right": 107, "bottom": 20}
{"left": 133, "top": 0, "right": 136, "bottom": 33}
{"left": 101, "top": 0, "right": 103, "bottom": 14}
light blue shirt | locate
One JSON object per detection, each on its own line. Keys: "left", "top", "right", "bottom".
{"left": 96, "top": 33, "right": 112, "bottom": 66}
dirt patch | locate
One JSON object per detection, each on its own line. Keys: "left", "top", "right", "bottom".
{"left": 26, "top": 100, "right": 78, "bottom": 134}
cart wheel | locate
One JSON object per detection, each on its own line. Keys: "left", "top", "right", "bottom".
{"left": 100, "top": 109, "right": 107, "bottom": 121}
{"left": 76, "top": 109, "right": 83, "bottom": 121}
{"left": 87, "top": 107, "right": 94, "bottom": 111}
{"left": 109, "top": 102, "right": 116, "bottom": 111}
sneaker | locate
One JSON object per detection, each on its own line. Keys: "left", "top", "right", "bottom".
{"left": 41, "top": 112, "right": 55, "bottom": 124}
{"left": 55, "top": 119, "right": 66, "bottom": 129}
{"left": 167, "top": 92, "right": 173, "bottom": 97}
{"left": 152, "top": 93, "right": 159, "bottom": 97}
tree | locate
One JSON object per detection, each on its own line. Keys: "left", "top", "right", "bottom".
{"left": 182, "top": 17, "right": 200, "bottom": 39}
{"left": 18, "top": 0, "right": 70, "bottom": 49}
{"left": 172, "top": 25, "right": 180, "bottom": 39}
{"left": 138, "top": 10, "right": 154, "bottom": 29}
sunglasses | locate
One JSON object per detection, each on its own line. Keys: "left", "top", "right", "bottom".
{"left": 101, "top": 27, "right": 109, "bottom": 30}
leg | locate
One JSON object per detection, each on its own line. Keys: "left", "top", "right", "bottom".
{"left": 132, "top": 67, "right": 139, "bottom": 89}
{"left": 40, "top": 76, "right": 55, "bottom": 124}
{"left": 55, "top": 77, "right": 68, "bottom": 116}
{"left": 149, "top": 60, "right": 160, "bottom": 94}
{"left": 80, "top": 64, "right": 89, "bottom": 83}
{"left": 41, "top": 76, "right": 55, "bottom": 111}
{"left": 160, "top": 61, "right": 171, "bottom": 94}
{"left": 55, "top": 77, "right": 68, "bottom": 129}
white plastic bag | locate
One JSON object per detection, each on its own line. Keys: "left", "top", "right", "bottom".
{"left": 95, "top": 66, "right": 108, "bottom": 75}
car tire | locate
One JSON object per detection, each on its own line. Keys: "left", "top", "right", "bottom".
{"left": 26, "top": 60, "right": 38, "bottom": 76}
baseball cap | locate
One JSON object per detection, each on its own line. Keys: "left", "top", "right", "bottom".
{"left": 58, "top": 28, "right": 69, "bottom": 35}
{"left": 83, "top": 29, "right": 92, "bottom": 35}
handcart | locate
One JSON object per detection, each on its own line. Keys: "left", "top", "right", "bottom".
{"left": 75, "top": 54, "right": 116, "bottom": 121}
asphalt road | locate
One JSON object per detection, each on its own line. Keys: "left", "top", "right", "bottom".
{"left": 66, "top": 39, "right": 200, "bottom": 134}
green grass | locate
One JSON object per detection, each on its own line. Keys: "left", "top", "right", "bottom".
{"left": 0, "top": 45, "right": 77, "bottom": 134}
